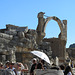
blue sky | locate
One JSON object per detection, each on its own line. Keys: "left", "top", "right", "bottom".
{"left": 0, "top": 0, "right": 75, "bottom": 48}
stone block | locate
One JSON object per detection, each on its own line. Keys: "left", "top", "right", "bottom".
{"left": 5, "top": 30, "right": 17, "bottom": 35}
{"left": 6, "top": 24, "right": 18, "bottom": 30}
{"left": 17, "top": 42, "right": 24, "bottom": 47}
{"left": 34, "top": 69, "right": 64, "bottom": 75}
{"left": 28, "top": 29, "right": 37, "bottom": 35}
{"left": 17, "top": 26, "right": 28, "bottom": 33}
{"left": 13, "top": 36, "right": 19, "bottom": 41}
{"left": 0, "top": 37, "right": 10, "bottom": 43}
{"left": 18, "top": 31, "right": 25, "bottom": 38}
{"left": 25, "top": 34, "right": 33, "bottom": 39}
{"left": 9, "top": 40, "right": 18, "bottom": 46}
{"left": 0, "top": 33, "right": 13, "bottom": 40}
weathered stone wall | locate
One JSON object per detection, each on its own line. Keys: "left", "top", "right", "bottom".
{"left": 43, "top": 38, "right": 66, "bottom": 61}
{"left": 0, "top": 25, "right": 39, "bottom": 63}
{"left": 34, "top": 69, "right": 64, "bottom": 75}
{"left": 34, "top": 69, "right": 75, "bottom": 75}
{"left": 38, "top": 41, "right": 52, "bottom": 59}
{"left": 66, "top": 48, "right": 75, "bottom": 63}
{"left": 36, "top": 12, "right": 67, "bottom": 43}
{"left": 36, "top": 12, "right": 67, "bottom": 61}
{"left": 0, "top": 12, "right": 67, "bottom": 65}
{"left": 0, "top": 24, "right": 52, "bottom": 64}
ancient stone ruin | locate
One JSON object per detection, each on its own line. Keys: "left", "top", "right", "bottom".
{"left": 0, "top": 12, "right": 67, "bottom": 65}
{"left": 37, "top": 12, "right": 67, "bottom": 62}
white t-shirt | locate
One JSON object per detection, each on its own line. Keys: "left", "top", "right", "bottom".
{"left": 21, "top": 64, "right": 25, "bottom": 75}
{"left": 17, "top": 71, "right": 21, "bottom": 75}
{"left": 67, "top": 72, "right": 72, "bottom": 75}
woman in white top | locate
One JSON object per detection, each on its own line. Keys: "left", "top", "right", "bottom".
{"left": 17, "top": 62, "right": 28, "bottom": 75}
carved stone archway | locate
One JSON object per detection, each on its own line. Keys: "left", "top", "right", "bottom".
{"left": 43, "top": 16, "right": 67, "bottom": 41}
{"left": 36, "top": 12, "right": 67, "bottom": 44}
{"left": 36, "top": 12, "right": 67, "bottom": 60}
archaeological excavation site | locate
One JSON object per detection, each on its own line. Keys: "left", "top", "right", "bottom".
{"left": 1, "top": 12, "right": 74, "bottom": 75}
{"left": 0, "top": 12, "right": 67, "bottom": 65}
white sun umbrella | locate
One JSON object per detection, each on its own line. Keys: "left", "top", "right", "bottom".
{"left": 31, "top": 50, "right": 50, "bottom": 64}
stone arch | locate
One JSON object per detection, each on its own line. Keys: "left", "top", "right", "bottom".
{"left": 42, "top": 16, "right": 64, "bottom": 40}
{"left": 36, "top": 12, "right": 67, "bottom": 60}
{"left": 42, "top": 16, "right": 67, "bottom": 41}
{"left": 36, "top": 12, "right": 67, "bottom": 43}
{"left": 42, "top": 16, "right": 63, "bottom": 33}
{"left": 44, "top": 19, "right": 61, "bottom": 38}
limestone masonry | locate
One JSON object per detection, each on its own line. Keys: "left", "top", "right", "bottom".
{"left": 0, "top": 12, "right": 67, "bottom": 65}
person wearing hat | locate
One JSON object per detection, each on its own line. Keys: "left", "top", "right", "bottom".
{"left": 17, "top": 62, "right": 28, "bottom": 75}
{"left": 5, "top": 61, "right": 10, "bottom": 69}
{"left": 7, "top": 62, "right": 16, "bottom": 75}
{"left": 37, "top": 59, "right": 44, "bottom": 70}
{"left": 0, "top": 62, "right": 3, "bottom": 69}
{"left": 30, "top": 58, "right": 37, "bottom": 75}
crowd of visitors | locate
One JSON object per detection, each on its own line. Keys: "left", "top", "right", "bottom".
{"left": 0, "top": 61, "right": 28, "bottom": 75}
{"left": 0, "top": 58, "right": 74, "bottom": 75}
{"left": 30, "top": 58, "right": 74, "bottom": 75}
{"left": 30, "top": 58, "right": 45, "bottom": 75}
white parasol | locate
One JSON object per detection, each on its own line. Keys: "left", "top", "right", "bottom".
{"left": 31, "top": 50, "right": 50, "bottom": 64}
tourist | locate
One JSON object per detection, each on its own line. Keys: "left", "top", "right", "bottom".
{"left": 7, "top": 62, "right": 16, "bottom": 75}
{"left": 71, "top": 62, "right": 74, "bottom": 68}
{"left": 0, "top": 62, "right": 4, "bottom": 69}
{"left": 59, "top": 64, "right": 65, "bottom": 72}
{"left": 64, "top": 66, "right": 73, "bottom": 75}
{"left": 17, "top": 62, "right": 28, "bottom": 75}
{"left": 30, "top": 58, "right": 37, "bottom": 75}
{"left": 5, "top": 61, "right": 10, "bottom": 69}
{"left": 37, "top": 59, "right": 44, "bottom": 70}
{"left": 15, "top": 63, "right": 22, "bottom": 75}
{"left": 41, "top": 59, "right": 47, "bottom": 69}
